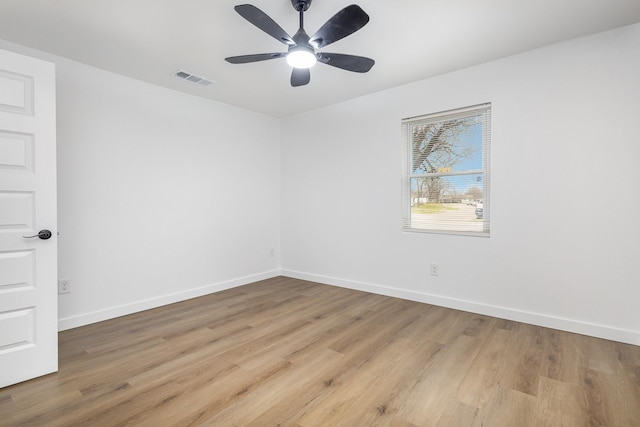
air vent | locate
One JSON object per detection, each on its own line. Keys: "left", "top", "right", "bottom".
{"left": 173, "top": 70, "right": 214, "bottom": 86}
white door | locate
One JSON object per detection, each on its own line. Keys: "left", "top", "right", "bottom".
{"left": 0, "top": 49, "right": 57, "bottom": 388}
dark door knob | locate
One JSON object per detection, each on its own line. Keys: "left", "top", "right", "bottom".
{"left": 23, "top": 229, "right": 53, "bottom": 240}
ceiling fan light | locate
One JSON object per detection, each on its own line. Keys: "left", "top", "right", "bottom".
{"left": 286, "top": 47, "right": 317, "bottom": 69}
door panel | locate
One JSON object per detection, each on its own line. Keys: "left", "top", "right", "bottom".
{"left": 0, "top": 191, "right": 35, "bottom": 229}
{"left": 0, "top": 308, "right": 35, "bottom": 351}
{"left": 0, "top": 131, "right": 34, "bottom": 170}
{"left": 0, "top": 250, "right": 35, "bottom": 291}
{"left": 0, "top": 49, "right": 57, "bottom": 388}
{"left": 0, "top": 69, "right": 34, "bottom": 114}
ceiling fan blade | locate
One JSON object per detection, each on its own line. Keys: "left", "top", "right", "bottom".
{"left": 317, "top": 52, "right": 375, "bottom": 73}
{"left": 234, "top": 4, "right": 294, "bottom": 45}
{"left": 225, "top": 52, "right": 286, "bottom": 64}
{"left": 291, "top": 68, "right": 311, "bottom": 87}
{"left": 309, "top": 5, "right": 369, "bottom": 49}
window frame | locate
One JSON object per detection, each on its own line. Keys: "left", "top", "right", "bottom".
{"left": 401, "top": 103, "right": 491, "bottom": 237}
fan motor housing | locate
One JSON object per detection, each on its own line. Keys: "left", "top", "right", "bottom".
{"left": 291, "top": 0, "right": 312, "bottom": 12}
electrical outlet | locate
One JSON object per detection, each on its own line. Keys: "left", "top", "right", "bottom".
{"left": 430, "top": 263, "right": 439, "bottom": 276}
{"left": 58, "top": 278, "right": 71, "bottom": 294}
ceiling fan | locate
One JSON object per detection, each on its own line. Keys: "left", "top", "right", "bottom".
{"left": 224, "top": 0, "right": 375, "bottom": 87}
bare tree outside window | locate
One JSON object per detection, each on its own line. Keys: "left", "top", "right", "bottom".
{"left": 412, "top": 119, "right": 477, "bottom": 175}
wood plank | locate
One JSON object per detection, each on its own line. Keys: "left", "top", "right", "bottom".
{"left": 454, "top": 327, "right": 513, "bottom": 407}
{"left": 395, "top": 333, "right": 482, "bottom": 426}
{"left": 535, "top": 376, "right": 587, "bottom": 427}
{"left": 471, "top": 385, "right": 537, "bottom": 427}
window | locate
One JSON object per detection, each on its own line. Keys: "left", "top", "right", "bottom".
{"left": 401, "top": 103, "right": 491, "bottom": 236}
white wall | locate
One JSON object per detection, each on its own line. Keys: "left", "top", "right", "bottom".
{"left": 0, "top": 40, "right": 282, "bottom": 330}
{"left": 280, "top": 24, "right": 640, "bottom": 345}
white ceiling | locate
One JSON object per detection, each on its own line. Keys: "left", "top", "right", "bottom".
{"left": 1, "top": 1, "right": 639, "bottom": 117}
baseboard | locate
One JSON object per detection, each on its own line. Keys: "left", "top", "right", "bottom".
{"left": 58, "top": 270, "right": 282, "bottom": 331}
{"left": 281, "top": 269, "right": 640, "bottom": 346}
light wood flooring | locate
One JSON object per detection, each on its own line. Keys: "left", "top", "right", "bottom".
{"left": 2, "top": 276, "right": 639, "bottom": 426}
